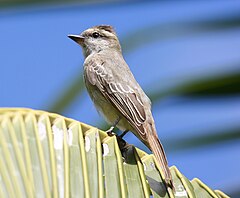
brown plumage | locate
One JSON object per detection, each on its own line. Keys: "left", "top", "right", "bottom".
{"left": 68, "top": 25, "right": 173, "bottom": 187}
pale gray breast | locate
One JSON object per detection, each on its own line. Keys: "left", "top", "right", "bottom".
{"left": 83, "top": 50, "right": 153, "bottom": 136}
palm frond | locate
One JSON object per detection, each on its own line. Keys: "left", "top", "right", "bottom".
{"left": 166, "top": 129, "right": 240, "bottom": 152}
{"left": 121, "top": 15, "right": 240, "bottom": 53}
{"left": 0, "top": 108, "right": 229, "bottom": 197}
{"left": 148, "top": 69, "right": 240, "bottom": 101}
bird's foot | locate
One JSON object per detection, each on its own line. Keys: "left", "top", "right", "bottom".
{"left": 106, "top": 126, "right": 116, "bottom": 136}
{"left": 106, "top": 117, "right": 121, "bottom": 136}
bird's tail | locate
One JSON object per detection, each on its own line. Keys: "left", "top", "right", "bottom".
{"left": 146, "top": 126, "right": 173, "bottom": 188}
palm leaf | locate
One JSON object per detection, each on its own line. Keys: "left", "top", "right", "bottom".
{"left": 166, "top": 128, "right": 240, "bottom": 152}
{"left": 149, "top": 69, "right": 240, "bottom": 101}
{"left": 48, "top": 73, "right": 85, "bottom": 114}
{"left": 0, "top": 0, "right": 111, "bottom": 8}
{"left": 121, "top": 15, "right": 240, "bottom": 53}
{"left": 0, "top": 108, "right": 229, "bottom": 197}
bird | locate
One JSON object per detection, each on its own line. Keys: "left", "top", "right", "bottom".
{"left": 68, "top": 25, "right": 173, "bottom": 187}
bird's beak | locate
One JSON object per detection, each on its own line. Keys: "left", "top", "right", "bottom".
{"left": 68, "top": 34, "right": 85, "bottom": 44}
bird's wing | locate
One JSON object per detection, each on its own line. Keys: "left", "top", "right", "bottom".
{"left": 85, "top": 59, "right": 147, "bottom": 139}
{"left": 85, "top": 59, "right": 173, "bottom": 186}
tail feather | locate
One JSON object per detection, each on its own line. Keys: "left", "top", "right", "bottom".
{"left": 146, "top": 130, "right": 173, "bottom": 187}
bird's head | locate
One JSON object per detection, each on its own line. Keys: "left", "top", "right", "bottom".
{"left": 68, "top": 25, "right": 121, "bottom": 57}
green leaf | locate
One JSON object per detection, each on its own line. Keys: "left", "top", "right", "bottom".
{"left": 121, "top": 15, "right": 240, "bottom": 53}
{"left": 47, "top": 72, "right": 85, "bottom": 114}
{"left": 0, "top": 108, "right": 230, "bottom": 197}
{"left": 148, "top": 69, "right": 240, "bottom": 102}
{"left": 166, "top": 129, "right": 240, "bottom": 152}
{"left": 0, "top": 0, "right": 110, "bottom": 8}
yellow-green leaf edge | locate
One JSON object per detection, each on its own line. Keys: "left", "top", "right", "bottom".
{"left": 0, "top": 108, "right": 229, "bottom": 198}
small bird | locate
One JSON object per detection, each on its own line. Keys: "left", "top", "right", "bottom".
{"left": 68, "top": 25, "right": 173, "bottom": 187}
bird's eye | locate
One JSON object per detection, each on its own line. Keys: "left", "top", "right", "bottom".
{"left": 92, "top": 32, "right": 100, "bottom": 38}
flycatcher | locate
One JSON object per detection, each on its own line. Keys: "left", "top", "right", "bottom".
{"left": 68, "top": 25, "right": 173, "bottom": 187}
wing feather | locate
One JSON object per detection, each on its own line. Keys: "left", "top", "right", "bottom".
{"left": 85, "top": 60, "right": 147, "bottom": 138}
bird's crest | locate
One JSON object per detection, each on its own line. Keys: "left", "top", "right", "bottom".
{"left": 95, "top": 25, "right": 116, "bottom": 35}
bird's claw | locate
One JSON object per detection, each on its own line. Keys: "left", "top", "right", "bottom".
{"left": 106, "top": 126, "right": 115, "bottom": 136}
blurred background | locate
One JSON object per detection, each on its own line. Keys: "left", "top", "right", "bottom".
{"left": 1, "top": 0, "right": 240, "bottom": 197}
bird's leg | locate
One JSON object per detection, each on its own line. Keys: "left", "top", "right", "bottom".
{"left": 106, "top": 117, "right": 121, "bottom": 136}
{"left": 106, "top": 126, "right": 115, "bottom": 136}
{"left": 119, "top": 130, "right": 129, "bottom": 138}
